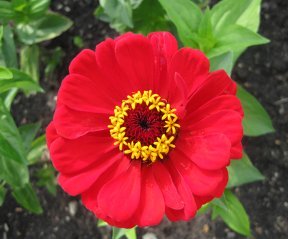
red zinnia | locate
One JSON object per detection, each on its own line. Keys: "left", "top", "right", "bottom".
{"left": 46, "top": 32, "right": 243, "bottom": 228}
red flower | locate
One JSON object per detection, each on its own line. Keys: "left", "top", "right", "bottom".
{"left": 46, "top": 32, "right": 243, "bottom": 228}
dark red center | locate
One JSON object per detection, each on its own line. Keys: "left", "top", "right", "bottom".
{"left": 123, "top": 104, "right": 165, "bottom": 145}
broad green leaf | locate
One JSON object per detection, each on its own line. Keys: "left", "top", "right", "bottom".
{"left": 0, "top": 68, "right": 43, "bottom": 94}
{"left": 1, "top": 26, "right": 17, "bottom": 68}
{"left": 228, "top": 152, "right": 265, "bottom": 188}
{"left": 236, "top": 0, "right": 261, "bottom": 32}
{"left": 196, "top": 9, "right": 216, "bottom": 53}
{"left": 20, "top": 45, "right": 39, "bottom": 82}
{"left": 27, "top": 134, "right": 46, "bottom": 164}
{"left": 209, "top": 51, "right": 233, "bottom": 75}
{"left": 0, "top": 98, "right": 27, "bottom": 164}
{"left": 112, "top": 227, "right": 137, "bottom": 239}
{"left": 3, "top": 88, "right": 18, "bottom": 110}
{"left": 19, "top": 122, "right": 41, "bottom": 152}
{"left": 0, "top": 66, "right": 12, "bottom": 80}
{"left": 132, "top": 0, "right": 168, "bottom": 34}
{"left": 16, "top": 12, "right": 72, "bottom": 44}
{"left": 96, "top": 0, "right": 133, "bottom": 32}
{"left": 0, "top": 1, "right": 14, "bottom": 21}
{"left": 36, "top": 164, "right": 56, "bottom": 196}
{"left": 158, "top": 0, "right": 202, "bottom": 47}
{"left": 130, "top": 0, "right": 143, "bottom": 9}
{"left": 0, "top": 184, "right": 6, "bottom": 206}
{"left": 212, "top": 190, "right": 250, "bottom": 236}
{"left": 0, "top": 155, "right": 29, "bottom": 187}
{"left": 237, "top": 84, "right": 274, "bottom": 136}
{"left": 12, "top": 183, "right": 43, "bottom": 214}
{"left": 210, "top": 0, "right": 252, "bottom": 33}
{"left": 28, "top": 0, "right": 50, "bottom": 18}
{"left": 12, "top": 0, "right": 50, "bottom": 23}
{"left": 234, "top": 0, "right": 262, "bottom": 61}
{"left": 207, "top": 24, "right": 269, "bottom": 58}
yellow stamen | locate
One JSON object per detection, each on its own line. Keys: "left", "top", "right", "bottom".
{"left": 108, "top": 90, "right": 180, "bottom": 163}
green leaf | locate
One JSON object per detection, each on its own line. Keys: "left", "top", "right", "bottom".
{"left": 207, "top": 24, "right": 269, "bottom": 58}
{"left": 210, "top": 0, "right": 253, "bottom": 33}
{"left": 36, "top": 164, "right": 56, "bottom": 196}
{"left": 20, "top": 44, "right": 40, "bottom": 82}
{"left": 0, "top": 66, "right": 13, "bottom": 80}
{"left": 27, "top": 134, "right": 46, "bottom": 164}
{"left": 12, "top": 0, "right": 50, "bottom": 23}
{"left": 1, "top": 25, "right": 18, "bottom": 68}
{"left": 237, "top": 84, "right": 275, "bottom": 136}
{"left": 112, "top": 227, "right": 137, "bottom": 239}
{"left": 28, "top": 0, "right": 50, "bottom": 18}
{"left": 196, "top": 9, "right": 216, "bottom": 53}
{"left": 0, "top": 1, "right": 14, "bottom": 21}
{"left": 212, "top": 190, "right": 250, "bottom": 236}
{"left": 44, "top": 47, "right": 64, "bottom": 81}
{"left": 3, "top": 88, "right": 18, "bottom": 110}
{"left": 73, "top": 36, "right": 84, "bottom": 48}
{"left": 209, "top": 51, "right": 233, "bottom": 75}
{"left": 158, "top": 0, "right": 202, "bottom": 47}
{"left": 12, "top": 183, "right": 43, "bottom": 214}
{"left": 18, "top": 122, "right": 41, "bottom": 152}
{"left": 130, "top": 0, "right": 143, "bottom": 9}
{"left": 0, "top": 184, "right": 7, "bottom": 206}
{"left": 16, "top": 12, "right": 72, "bottom": 44}
{"left": 0, "top": 155, "right": 29, "bottom": 187}
{"left": 97, "top": 0, "right": 133, "bottom": 32}
{"left": 0, "top": 68, "right": 43, "bottom": 94}
{"left": 236, "top": 0, "right": 261, "bottom": 32}
{"left": 132, "top": 0, "right": 168, "bottom": 34}
{"left": 97, "top": 219, "right": 108, "bottom": 227}
{"left": 0, "top": 98, "right": 27, "bottom": 164}
{"left": 234, "top": 0, "right": 262, "bottom": 60}
{"left": 228, "top": 152, "right": 265, "bottom": 188}
{"left": 197, "top": 203, "right": 211, "bottom": 216}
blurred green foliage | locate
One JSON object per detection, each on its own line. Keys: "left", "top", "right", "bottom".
{"left": 0, "top": 0, "right": 71, "bottom": 214}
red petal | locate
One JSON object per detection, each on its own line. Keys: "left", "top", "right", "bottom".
{"left": 46, "top": 121, "right": 58, "bottom": 149}
{"left": 95, "top": 38, "right": 136, "bottom": 98}
{"left": 58, "top": 74, "right": 114, "bottom": 114}
{"left": 49, "top": 131, "right": 115, "bottom": 175}
{"left": 69, "top": 49, "right": 98, "bottom": 81}
{"left": 165, "top": 161, "right": 197, "bottom": 221}
{"left": 152, "top": 162, "right": 184, "bottom": 210}
{"left": 185, "top": 95, "right": 243, "bottom": 124}
{"left": 170, "top": 48, "right": 209, "bottom": 97}
{"left": 187, "top": 110, "right": 243, "bottom": 159}
{"left": 97, "top": 161, "right": 142, "bottom": 222}
{"left": 176, "top": 134, "right": 231, "bottom": 170}
{"left": 115, "top": 34, "right": 154, "bottom": 91}
{"left": 170, "top": 153, "right": 225, "bottom": 197}
{"left": 58, "top": 151, "right": 128, "bottom": 196}
{"left": 135, "top": 166, "right": 165, "bottom": 227}
{"left": 53, "top": 104, "right": 109, "bottom": 139}
{"left": 81, "top": 156, "right": 131, "bottom": 215}
{"left": 168, "top": 73, "right": 189, "bottom": 119}
{"left": 148, "top": 32, "right": 178, "bottom": 97}
{"left": 187, "top": 70, "right": 237, "bottom": 112}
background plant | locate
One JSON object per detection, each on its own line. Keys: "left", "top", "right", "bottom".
{"left": 95, "top": 0, "right": 274, "bottom": 237}
{"left": 0, "top": 0, "right": 72, "bottom": 213}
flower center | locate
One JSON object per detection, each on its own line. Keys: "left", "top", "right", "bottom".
{"left": 108, "top": 90, "right": 180, "bottom": 163}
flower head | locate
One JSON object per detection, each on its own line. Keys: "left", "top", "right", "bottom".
{"left": 46, "top": 32, "right": 243, "bottom": 228}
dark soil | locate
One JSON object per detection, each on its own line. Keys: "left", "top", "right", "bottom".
{"left": 1, "top": 0, "right": 288, "bottom": 238}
